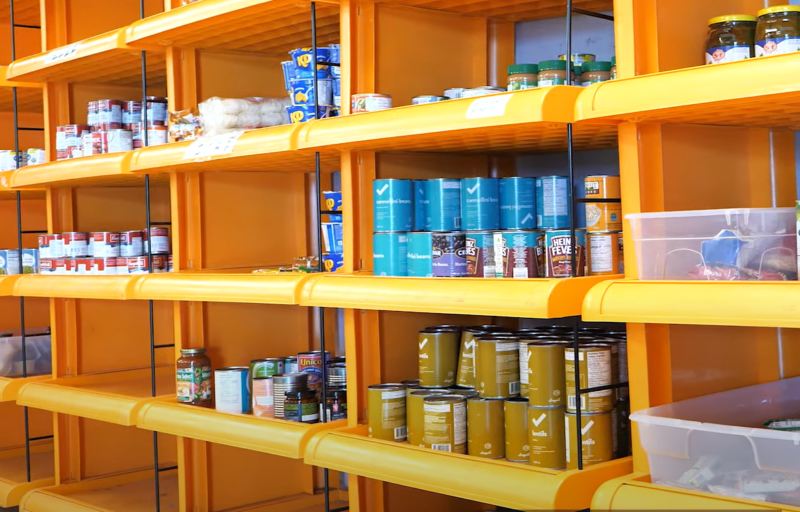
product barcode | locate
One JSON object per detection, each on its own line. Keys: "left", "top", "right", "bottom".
{"left": 509, "top": 381, "right": 521, "bottom": 394}
{"left": 568, "top": 395, "right": 586, "bottom": 410}
{"left": 394, "top": 426, "right": 407, "bottom": 440}
{"left": 431, "top": 444, "right": 452, "bottom": 452}
{"left": 513, "top": 267, "right": 528, "bottom": 279}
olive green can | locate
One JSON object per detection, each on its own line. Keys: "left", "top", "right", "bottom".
{"left": 565, "top": 411, "right": 614, "bottom": 469}
{"left": 527, "top": 342, "right": 567, "bottom": 407}
{"left": 367, "top": 384, "right": 407, "bottom": 442}
{"left": 528, "top": 406, "right": 566, "bottom": 469}
{"left": 418, "top": 329, "right": 460, "bottom": 387}
{"left": 407, "top": 389, "right": 449, "bottom": 446}
{"left": 565, "top": 344, "right": 614, "bottom": 413}
{"left": 503, "top": 397, "right": 530, "bottom": 462}
{"left": 456, "top": 326, "right": 498, "bottom": 388}
{"left": 467, "top": 397, "right": 505, "bottom": 459}
{"left": 423, "top": 395, "right": 467, "bottom": 453}
{"left": 476, "top": 335, "right": 520, "bottom": 399}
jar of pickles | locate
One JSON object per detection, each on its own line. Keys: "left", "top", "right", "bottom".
{"left": 706, "top": 15, "right": 757, "bottom": 64}
{"left": 756, "top": 6, "right": 800, "bottom": 57}
{"left": 507, "top": 64, "right": 538, "bottom": 91}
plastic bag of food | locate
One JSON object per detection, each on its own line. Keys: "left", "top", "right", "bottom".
{"left": 169, "top": 108, "right": 203, "bottom": 143}
{"left": 198, "top": 97, "right": 290, "bottom": 137}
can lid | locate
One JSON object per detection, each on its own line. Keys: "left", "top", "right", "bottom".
{"left": 180, "top": 347, "right": 206, "bottom": 355}
{"left": 508, "top": 63, "right": 538, "bottom": 75}
{"left": 758, "top": 6, "right": 800, "bottom": 17}
{"left": 558, "top": 53, "right": 596, "bottom": 61}
{"left": 423, "top": 394, "right": 465, "bottom": 404}
{"left": 582, "top": 61, "right": 612, "bottom": 72}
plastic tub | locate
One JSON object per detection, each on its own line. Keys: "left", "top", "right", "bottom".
{"left": 0, "top": 334, "right": 52, "bottom": 377}
{"left": 633, "top": 377, "right": 800, "bottom": 505}
{"left": 627, "top": 207, "right": 796, "bottom": 280}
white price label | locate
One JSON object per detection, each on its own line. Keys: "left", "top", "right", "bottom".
{"left": 183, "top": 131, "right": 245, "bottom": 160}
{"left": 466, "top": 94, "right": 513, "bottom": 120}
{"left": 44, "top": 43, "right": 79, "bottom": 64}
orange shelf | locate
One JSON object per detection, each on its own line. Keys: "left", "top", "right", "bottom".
{"left": 382, "top": 0, "right": 612, "bottom": 21}
{"left": 0, "top": 275, "right": 23, "bottom": 295}
{"left": 6, "top": 28, "right": 166, "bottom": 87}
{"left": 137, "top": 398, "right": 345, "bottom": 459}
{"left": 300, "top": 273, "right": 618, "bottom": 318}
{"left": 136, "top": 272, "right": 311, "bottom": 304}
{"left": 16, "top": 367, "right": 174, "bottom": 426}
{"left": 13, "top": 275, "right": 145, "bottom": 300}
{"left": 306, "top": 426, "right": 632, "bottom": 511}
{"left": 0, "top": 375, "right": 50, "bottom": 403}
{"left": 0, "top": 444, "right": 55, "bottom": 508}
{"left": 126, "top": 0, "right": 340, "bottom": 56}
{"left": 0, "top": 65, "right": 44, "bottom": 113}
{"left": 0, "top": 174, "right": 45, "bottom": 200}
{"left": 9, "top": 152, "right": 140, "bottom": 188}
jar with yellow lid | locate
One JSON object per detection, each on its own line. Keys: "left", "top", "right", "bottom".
{"left": 507, "top": 64, "right": 538, "bottom": 91}
{"left": 538, "top": 60, "right": 573, "bottom": 87}
{"left": 756, "top": 6, "right": 800, "bottom": 57}
{"left": 706, "top": 14, "right": 757, "bottom": 64}
{"left": 581, "top": 61, "right": 612, "bottom": 86}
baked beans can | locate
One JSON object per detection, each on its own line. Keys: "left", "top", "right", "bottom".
{"left": 535, "top": 176, "right": 570, "bottom": 229}
{"left": 585, "top": 202, "right": 622, "bottom": 232}
{"left": 123, "top": 101, "right": 142, "bottom": 129}
{"left": 565, "top": 344, "right": 613, "bottom": 413}
{"left": 368, "top": 384, "right": 407, "bottom": 441}
{"left": 425, "top": 179, "right": 461, "bottom": 232}
{"left": 351, "top": 93, "right": 392, "bottom": 113}
{"left": 500, "top": 177, "right": 537, "bottom": 230}
{"left": 460, "top": 177, "right": 500, "bottom": 231}
{"left": 467, "top": 396, "right": 505, "bottom": 459}
{"left": 407, "top": 232, "right": 433, "bottom": 277}
{"left": 585, "top": 175, "right": 621, "bottom": 199}
{"left": 465, "top": 230, "right": 495, "bottom": 278}
{"left": 418, "top": 328, "right": 460, "bottom": 387}
{"left": 251, "top": 358, "right": 284, "bottom": 379}
{"left": 143, "top": 226, "right": 170, "bottom": 255}
{"left": 146, "top": 96, "right": 168, "bottom": 126}
{"left": 252, "top": 376, "right": 274, "bottom": 418}
{"left": 494, "top": 230, "right": 540, "bottom": 279}
{"left": 89, "top": 232, "right": 120, "bottom": 257}
{"left": 527, "top": 342, "right": 567, "bottom": 407}
{"left": 215, "top": 367, "right": 251, "bottom": 415}
{"left": 92, "top": 257, "right": 120, "bottom": 275}
{"left": 413, "top": 180, "right": 427, "bottom": 231}
{"left": 528, "top": 405, "right": 567, "bottom": 469}
{"left": 432, "top": 232, "right": 467, "bottom": 277}
{"left": 407, "top": 389, "right": 449, "bottom": 446}
{"left": 588, "top": 231, "right": 622, "bottom": 276}
{"left": 297, "top": 351, "right": 331, "bottom": 394}
{"left": 63, "top": 232, "right": 88, "bottom": 257}
{"left": 565, "top": 411, "right": 614, "bottom": 469}
{"left": 545, "top": 229, "right": 586, "bottom": 278}
{"left": 504, "top": 397, "right": 530, "bottom": 462}
{"left": 373, "top": 179, "right": 413, "bottom": 233}
{"left": 38, "top": 235, "right": 51, "bottom": 259}
{"left": 120, "top": 230, "right": 144, "bottom": 256}
{"left": 97, "top": 99, "right": 123, "bottom": 131}
{"left": 475, "top": 335, "right": 520, "bottom": 398}
{"left": 373, "top": 232, "right": 408, "bottom": 277}
{"left": 423, "top": 395, "right": 466, "bottom": 453}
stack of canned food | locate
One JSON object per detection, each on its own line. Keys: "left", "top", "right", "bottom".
{"left": 283, "top": 45, "right": 341, "bottom": 123}
{"left": 36, "top": 227, "right": 173, "bottom": 274}
{"left": 0, "top": 148, "right": 45, "bottom": 170}
{"left": 177, "top": 348, "right": 347, "bottom": 424}
{"left": 368, "top": 324, "right": 630, "bottom": 469}
{"left": 0, "top": 248, "right": 38, "bottom": 274}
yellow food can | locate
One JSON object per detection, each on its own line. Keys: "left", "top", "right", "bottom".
{"left": 528, "top": 406, "right": 566, "bottom": 469}
{"left": 565, "top": 345, "right": 614, "bottom": 413}
{"left": 585, "top": 203, "right": 622, "bottom": 232}
{"left": 418, "top": 328, "right": 460, "bottom": 387}
{"left": 423, "top": 395, "right": 467, "bottom": 454}
{"left": 467, "top": 397, "right": 505, "bottom": 459}
{"left": 476, "top": 335, "right": 521, "bottom": 399}
{"left": 407, "top": 389, "right": 449, "bottom": 446}
{"left": 585, "top": 175, "right": 621, "bottom": 199}
{"left": 503, "top": 397, "right": 530, "bottom": 462}
{"left": 367, "top": 384, "right": 407, "bottom": 442}
{"left": 565, "top": 411, "right": 614, "bottom": 469}
{"left": 527, "top": 342, "right": 567, "bottom": 407}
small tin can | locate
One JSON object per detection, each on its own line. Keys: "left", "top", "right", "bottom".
{"left": 63, "top": 257, "right": 77, "bottom": 274}
{"left": 106, "top": 129, "right": 134, "bottom": 153}
{"left": 144, "top": 226, "right": 170, "bottom": 255}
{"left": 461, "top": 177, "right": 499, "bottom": 230}
{"left": 465, "top": 230, "right": 496, "bottom": 278}
{"left": 407, "top": 232, "right": 433, "bottom": 278}
{"left": 494, "top": 230, "right": 540, "bottom": 279}
{"left": 407, "top": 389, "right": 450, "bottom": 446}
{"left": 585, "top": 175, "right": 621, "bottom": 199}
{"left": 327, "top": 363, "right": 347, "bottom": 387}
{"left": 284, "top": 357, "right": 299, "bottom": 374}
{"left": 565, "top": 345, "right": 614, "bottom": 413}
{"left": 49, "top": 258, "right": 66, "bottom": 274}
{"left": 526, "top": 342, "right": 567, "bottom": 407}
{"left": 63, "top": 232, "right": 88, "bottom": 257}
{"left": 500, "top": 177, "right": 537, "bottom": 230}
{"left": 418, "top": 328, "right": 460, "bottom": 387}
{"left": 146, "top": 125, "right": 169, "bottom": 146}
{"left": 423, "top": 395, "right": 467, "bottom": 453}
{"left": 120, "top": 230, "right": 144, "bottom": 257}
{"left": 75, "top": 258, "right": 92, "bottom": 275}
{"left": 413, "top": 180, "right": 427, "bottom": 231}
{"left": 145, "top": 96, "right": 169, "bottom": 126}
{"left": 528, "top": 406, "right": 567, "bottom": 469}
{"left": 38, "top": 235, "right": 50, "bottom": 259}
{"left": 425, "top": 179, "right": 461, "bottom": 231}
{"left": 475, "top": 335, "right": 520, "bottom": 399}
{"left": 250, "top": 358, "right": 285, "bottom": 379}
{"left": 373, "top": 179, "right": 413, "bottom": 232}
{"left": 585, "top": 202, "right": 622, "bottom": 232}
{"left": 273, "top": 373, "right": 308, "bottom": 419}
{"left": 373, "top": 232, "right": 408, "bottom": 277}
{"left": 431, "top": 232, "right": 467, "bottom": 277}
{"left": 444, "top": 88, "right": 467, "bottom": 99}
{"left": 214, "top": 367, "right": 251, "bottom": 414}
{"left": 467, "top": 396, "right": 505, "bottom": 459}
{"left": 368, "top": 384, "right": 407, "bottom": 442}
{"left": 504, "top": 397, "right": 530, "bottom": 462}
{"left": 92, "top": 257, "right": 121, "bottom": 275}
{"left": 545, "top": 229, "right": 586, "bottom": 278}
{"left": 97, "top": 99, "right": 123, "bottom": 131}
{"left": 352, "top": 93, "right": 392, "bottom": 113}
{"left": 252, "top": 376, "right": 275, "bottom": 418}
{"left": 588, "top": 231, "right": 623, "bottom": 276}
{"left": 47, "top": 234, "right": 64, "bottom": 258}
{"left": 89, "top": 232, "right": 120, "bottom": 258}
{"left": 26, "top": 148, "right": 46, "bottom": 166}
{"left": 152, "top": 254, "right": 168, "bottom": 273}
{"left": 56, "top": 124, "right": 90, "bottom": 160}
{"left": 412, "top": 95, "right": 448, "bottom": 104}
{"left": 297, "top": 350, "right": 331, "bottom": 394}
{"left": 122, "top": 101, "right": 142, "bottom": 129}
{"left": 535, "top": 176, "right": 570, "bottom": 229}
{"left": 566, "top": 411, "right": 614, "bottom": 469}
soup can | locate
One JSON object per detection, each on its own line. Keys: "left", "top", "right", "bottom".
{"left": 373, "top": 179, "right": 413, "bottom": 232}
{"left": 351, "top": 93, "right": 392, "bottom": 112}
{"left": 87, "top": 101, "right": 99, "bottom": 129}
{"left": 425, "top": 178, "right": 461, "bottom": 232}
{"left": 535, "top": 176, "right": 570, "bottom": 229}
{"left": 565, "top": 344, "right": 614, "bottom": 413}
{"left": 418, "top": 328, "right": 460, "bottom": 387}
{"left": 527, "top": 342, "right": 567, "bottom": 407}
{"left": 461, "top": 177, "right": 499, "bottom": 230}
{"left": 251, "top": 358, "right": 284, "bottom": 380}
{"left": 214, "top": 367, "right": 251, "bottom": 414}
{"left": 298, "top": 351, "right": 331, "bottom": 394}
{"left": 585, "top": 202, "right": 622, "bottom": 232}
{"left": 588, "top": 231, "right": 623, "bottom": 276}
{"left": 123, "top": 101, "right": 142, "bottom": 129}
{"left": 368, "top": 384, "right": 407, "bottom": 441}
{"left": 467, "top": 396, "right": 505, "bottom": 459}
{"left": 494, "top": 230, "right": 540, "bottom": 279}
{"left": 407, "top": 232, "right": 433, "bottom": 277}
{"left": 423, "top": 395, "right": 467, "bottom": 453}
{"left": 273, "top": 373, "right": 308, "bottom": 419}
{"left": 545, "top": 229, "right": 586, "bottom": 278}
{"left": 97, "top": 99, "right": 123, "bottom": 131}
{"left": 500, "top": 177, "right": 536, "bottom": 230}
{"left": 89, "top": 232, "right": 120, "bottom": 258}
{"left": 120, "top": 230, "right": 144, "bottom": 257}
{"left": 407, "top": 389, "right": 450, "bottom": 446}
{"left": 413, "top": 179, "right": 427, "bottom": 231}
{"left": 528, "top": 406, "right": 566, "bottom": 469}
{"left": 432, "top": 232, "right": 467, "bottom": 277}
{"left": 504, "top": 397, "right": 530, "bottom": 462}
{"left": 465, "top": 230, "right": 496, "bottom": 278}
{"left": 565, "top": 411, "right": 614, "bottom": 469}
{"left": 476, "top": 335, "right": 521, "bottom": 398}
{"left": 63, "top": 232, "right": 88, "bottom": 257}
{"left": 144, "top": 226, "right": 170, "bottom": 255}
{"left": 585, "top": 175, "right": 621, "bottom": 199}
{"left": 373, "top": 232, "right": 408, "bottom": 277}
{"left": 93, "top": 257, "right": 121, "bottom": 275}
{"left": 252, "top": 376, "right": 275, "bottom": 417}
{"left": 145, "top": 96, "right": 169, "bottom": 126}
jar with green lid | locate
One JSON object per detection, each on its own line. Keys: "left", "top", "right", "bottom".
{"left": 284, "top": 390, "right": 319, "bottom": 423}
{"left": 756, "top": 6, "right": 800, "bottom": 57}
{"left": 538, "top": 60, "right": 573, "bottom": 87}
{"left": 507, "top": 64, "right": 538, "bottom": 91}
{"left": 572, "top": 65, "right": 582, "bottom": 85}
{"left": 706, "top": 15, "right": 757, "bottom": 64}
{"left": 581, "top": 61, "right": 612, "bottom": 86}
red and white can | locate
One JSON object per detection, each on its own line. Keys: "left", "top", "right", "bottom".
{"left": 63, "top": 232, "right": 88, "bottom": 257}
{"left": 56, "top": 125, "right": 90, "bottom": 160}
{"left": 64, "top": 258, "right": 78, "bottom": 274}
{"left": 38, "top": 235, "right": 50, "bottom": 259}
{"left": 89, "top": 232, "right": 120, "bottom": 257}
{"left": 145, "top": 96, "right": 168, "bottom": 126}
{"left": 146, "top": 125, "right": 168, "bottom": 147}
{"left": 121, "top": 256, "right": 149, "bottom": 274}
{"left": 97, "top": 99, "right": 123, "bottom": 131}
{"left": 168, "top": 255, "right": 173, "bottom": 272}
{"left": 47, "top": 234, "right": 65, "bottom": 258}
{"left": 123, "top": 101, "right": 141, "bottom": 130}
{"left": 152, "top": 255, "right": 168, "bottom": 273}
{"left": 92, "top": 257, "right": 121, "bottom": 275}
{"left": 75, "top": 258, "right": 92, "bottom": 275}
{"left": 39, "top": 259, "right": 55, "bottom": 274}
{"left": 120, "top": 230, "right": 144, "bottom": 256}
{"left": 143, "top": 226, "right": 170, "bottom": 255}
{"left": 87, "top": 101, "right": 99, "bottom": 130}
{"left": 48, "top": 257, "right": 66, "bottom": 274}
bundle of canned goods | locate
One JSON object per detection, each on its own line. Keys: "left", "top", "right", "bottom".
{"left": 372, "top": 176, "right": 606, "bottom": 278}
{"left": 36, "top": 227, "right": 173, "bottom": 275}
{"left": 367, "top": 324, "right": 630, "bottom": 468}
{"left": 283, "top": 45, "right": 341, "bottom": 123}
{"left": 0, "top": 148, "right": 45, "bottom": 170}
{"left": 0, "top": 248, "right": 38, "bottom": 274}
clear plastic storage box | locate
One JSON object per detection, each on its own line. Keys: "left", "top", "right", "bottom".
{"left": 627, "top": 208, "right": 797, "bottom": 280}
{"left": 633, "top": 377, "right": 800, "bottom": 506}
{"left": 0, "top": 334, "right": 52, "bottom": 378}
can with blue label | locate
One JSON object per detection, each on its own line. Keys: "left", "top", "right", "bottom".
{"left": 500, "top": 177, "right": 536, "bottom": 230}
{"left": 432, "top": 232, "right": 467, "bottom": 277}
{"left": 289, "top": 47, "right": 330, "bottom": 78}
{"left": 535, "top": 176, "right": 571, "bottom": 229}
{"left": 465, "top": 230, "right": 495, "bottom": 278}
{"left": 413, "top": 180, "right": 427, "bottom": 231}
{"left": 329, "top": 44, "right": 341, "bottom": 78}
{"left": 373, "top": 232, "right": 408, "bottom": 276}
{"left": 494, "top": 230, "right": 541, "bottom": 279}
{"left": 215, "top": 367, "right": 251, "bottom": 414}
{"left": 373, "top": 179, "right": 413, "bottom": 232}
{"left": 290, "top": 78, "right": 334, "bottom": 107}
{"left": 281, "top": 61, "right": 297, "bottom": 92}
{"left": 286, "top": 105, "right": 331, "bottom": 124}
{"left": 407, "top": 232, "right": 433, "bottom": 277}
{"left": 333, "top": 78, "right": 341, "bottom": 108}
{"left": 461, "top": 177, "right": 500, "bottom": 230}
{"left": 426, "top": 179, "right": 461, "bottom": 232}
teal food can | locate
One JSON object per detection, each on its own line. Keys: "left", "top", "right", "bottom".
{"left": 465, "top": 230, "right": 496, "bottom": 278}
{"left": 373, "top": 232, "right": 408, "bottom": 276}
{"left": 535, "top": 176, "right": 570, "bottom": 229}
{"left": 373, "top": 179, "right": 413, "bottom": 232}
{"left": 425, "top": 179, "right": 461, "bottom": 232}
{"left": 407, "top": 232, "right": 433, "bottom": 277}
{"left": 413, "top": 180, "right": 427, "bottom": 231}
{"left": 461, "top": 177, "right": 499, "bottom": 230}
{"left": 500, "top": 177, "right": 536, "bottom": 230}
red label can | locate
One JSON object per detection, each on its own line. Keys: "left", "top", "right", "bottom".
{"left": 152, "top": 255, "right": 168, "bottom": 273}
{"left": 145, "top": 96, "right": 168, "bottom": 126}
{"left": 89, "top": 232, "right": 120, "bottom": 257}
{"left": 119, "top": 231, "right": 144, "bottom": 257}
{"left": 75, "top": 258, "right": 92, "bottom": 275}
{"left": 143, "top": 226, "right": 170, "bottom": 255}
{"left": 123, "top": 101, "right": 141, "bottom": 130}
{"left": 93, "top": 257, "right": 121, "bottom": 275}
{"left": 64, "top": 258, "right": 78, "bottom": 274}
{"left": 87, "top": 101, "right": 99, "bottom": 130}
{"left": 38, "top": 235, "right": 50, "bottom": 259}
{"left": 97, "top": 99, "right": 123, "bottom": 131}
{"left": 47, "top": 234, "right": 65, "bottom": 258}
{"left": 39, "top": 259, "right": 55, "bottom": 274}
{"left": 63, "top": 232, "right": 88, "bottom": 257}
{"left": 297, "top": 351, "right": 331, "bottom": 394}
{"left": 125, "top": 256, "right": 150, "bottom": 274}
{"left": 50, "top": 257, "right": 66, "bottom": 274}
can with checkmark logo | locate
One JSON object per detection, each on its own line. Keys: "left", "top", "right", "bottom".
{"left": 461, "top": 177, "right": 500, "bottom": 230}
{"left": 565, "top": 410, "right": 613, "bottom": 469}
{"left": 528, "top": 405, "right": 566, "bottom": 469}
{"left": 373, "top": 179, "right": 413, "bottom": 232}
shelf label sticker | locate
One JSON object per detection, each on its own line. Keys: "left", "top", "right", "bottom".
{"left": 183, "top": 131, "right": 245, "bottom": 161}
{"left": 466, "top": 94, "right": 513, "bottom": 120}
{"left": 45, "top": 43, "right": 80, "bottom": 64}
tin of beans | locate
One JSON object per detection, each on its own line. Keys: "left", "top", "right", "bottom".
{"left": 465, "top": 230, "right": 495, "bottom": 278}
{"left": 432, "top": 232, "right": 466, "bottom": 277}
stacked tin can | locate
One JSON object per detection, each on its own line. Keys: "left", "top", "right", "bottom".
{"left": 585, "top": 175, "right": 624, "bottom": 276}
{"left": 283, "top": 44, "right": 340, "bottom": 124}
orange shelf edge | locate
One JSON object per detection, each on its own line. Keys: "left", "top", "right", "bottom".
{"left": 135, "top": 272, "right": 312, "bottom": 304}
{"left": 10, "top": 153, "right": 137, "bottom": 189}
{"left": 0, "top": 445, "right": 55, "bottom": 509}
{"left": 13, "top": 275, "right": 146, "bottom": 300}
{"left": 0, "top": 275, "right": 24, "bottom": 295}
{"left": 0, "top": 375, "right": 51, "bottom": 402}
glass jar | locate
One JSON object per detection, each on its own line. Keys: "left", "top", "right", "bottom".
{"left": 538, "top": 60, "right": 572, "bottom": 87}
{"left": 581, "top": 61, "right": 612, "bottom": 86}
{"left": 284, "top": 390, "right": 320, "bottom": 424}
{"left": 756, "top": 6, "right": 800, "bottom": 57}
{"left": 507, "top": 64, "right": 538, "bottom": 91}
{"left": 176, "top": 348, "right": 212, "bottom": 407}
{"left": 325, "top": 388, "right": 348, "bottom": 421}
{"left": 610, "top": 56, "right": 616, "bottom": 79}
{"left": 572, "top": 64, "right": 582, "bottom": 86}
{"left": 706, "top": 14, "right": 757, "bottom": 64}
